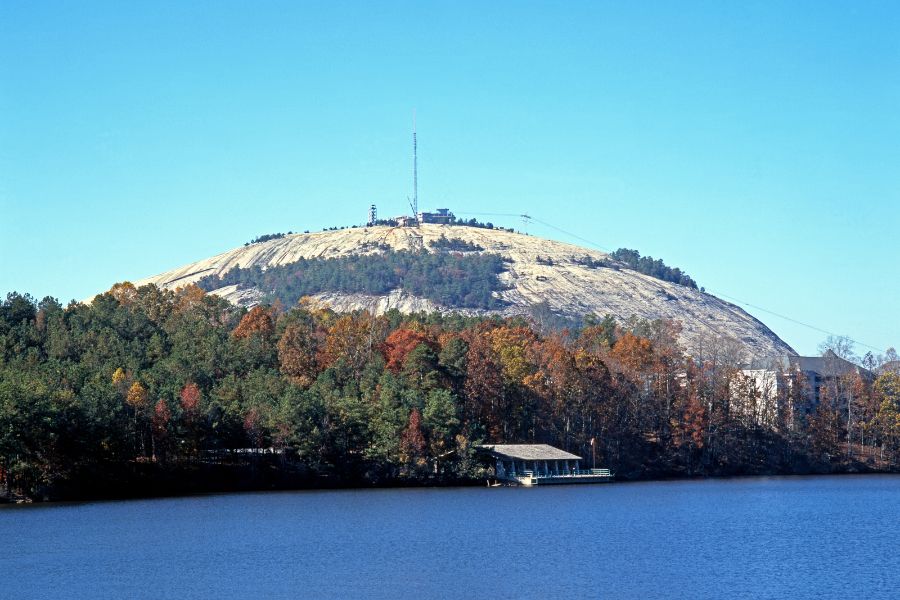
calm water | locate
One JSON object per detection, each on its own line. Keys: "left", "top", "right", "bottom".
{"left": 3, "top": 475, "right": 899, "bottom": 599}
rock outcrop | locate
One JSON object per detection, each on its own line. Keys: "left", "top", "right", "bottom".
{"left": 130, "top": 224, "right": 795, "bottom": 361}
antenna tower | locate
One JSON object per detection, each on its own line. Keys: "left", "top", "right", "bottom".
{"left": 412, "top": 111, "right": 418, "bottom": 224}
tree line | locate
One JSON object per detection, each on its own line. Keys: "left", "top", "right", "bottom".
{"left": 245, "top": 232, "right": 291, "bottom": 246}
{"left": 1, "top": 286, "right": 898, "bottom": 501}
{"left": 611, "top": 248, "right": 699, "bottom": 289}
{"left": 196, "top": 249, "right": 509, "bottom": 310}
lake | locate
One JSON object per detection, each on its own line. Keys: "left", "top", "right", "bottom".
{"left": 3, "top": 475, "right": 899, "bottom": 599}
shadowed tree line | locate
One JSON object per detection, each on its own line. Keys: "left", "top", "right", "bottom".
{"left": 1, "top": 287, "right": 897, "bottom": 501}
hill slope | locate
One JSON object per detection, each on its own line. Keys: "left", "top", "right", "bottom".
{"left": 131, "top": 224, "right": 795, "bottom": 361}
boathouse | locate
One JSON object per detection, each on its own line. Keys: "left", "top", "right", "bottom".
{"left": 478, "top": 444, "right": 612, "bottom": 486}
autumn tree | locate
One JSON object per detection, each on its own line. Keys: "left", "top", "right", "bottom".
{"left": 112, "top": 367, "right": 129, "bottom": 395}
{"left": 489, "top": 326, "right": 537, "bottom": 385}
{"left": 244, "top": 407, "right": 264, "bottom": 449}
{"left": 578, "top": 314, "right": 617, "bottom": 352}
{"left": 382, "top": 328, "right": 434, "bottom": 373}
{"left": 484, "top": 326, "right": 539, "bottom": 440}
{"left": 123, "top": 381, "right": 149, "bottom": 456}
{"left": 151, "top": 399, "right": 171, "bottom": 461}
{"left": 108, "top": 281, "right": 138, "bottom": 306}
{"left": 683, "top": 390, "right": 707, "bottom": 450}
{"left": 174, "top": 284, "right": 207, "bottom": 312}
{"left": 277, "top": 316, "right": 323, "bottom": 386}
{"left": 233, "top": 306, "right": 276, "bottom": 340}
{"left": 180, "top": 382, "right": 201, "bottom": 415}
{"left": 399, "top": 408, "right": 427, "bottom": 475}
{"left": 807, "top": 386, "right": 843, "bottom": 467}
{"left": 525, "top": 336, "right": 584, "bottom": 450}
{"left": 609, "top": 332, "right": 653, "bottom": 374}
{"left": 178, "top": 382, "right": 202, "bottom": 459}
{"left": 463, "top": 328, "right": 506, "bottom": 439}
{"left": 874, "top": 372, "right": 900, "bottom": 464}
{"left": 232, "top": 306, "right": 278, "bottom": 371}
{"left": 126, "top": 381, "right": 148, "bottom": 409}
{"left": 318, "top": 314, "right": 387, "bottom": 378}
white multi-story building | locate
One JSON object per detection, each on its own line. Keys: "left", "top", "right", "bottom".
{"left": 737, "top": 350, "right": 874, "bottom": 429}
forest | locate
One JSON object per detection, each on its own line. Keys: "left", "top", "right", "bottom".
{"left": 1, "top": 286, "right": 899, "bottom": 501}
{"left": 196, "top": 249, "right": 509, "bottom": 310}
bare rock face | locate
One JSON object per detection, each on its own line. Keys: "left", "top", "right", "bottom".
{"left": 131, "top": 224, "right": 795, "bottom": 362}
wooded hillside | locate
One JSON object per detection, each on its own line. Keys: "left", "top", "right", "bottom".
{"left": 2, "top": 286, "right": 897, "bottom": 501}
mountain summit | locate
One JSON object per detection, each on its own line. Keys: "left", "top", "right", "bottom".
{"left": 131, "top": 224, "right": 795, "bottom": 361}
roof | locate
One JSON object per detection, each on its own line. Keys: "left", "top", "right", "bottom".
{"left": 477, "top": 444, "right": 581, "bottom": 461}
{"left": 742, "top": 351, "right": 876, "bottom": 380}
{"left": 790, "top": 350, "right": 872, "bottom": 378}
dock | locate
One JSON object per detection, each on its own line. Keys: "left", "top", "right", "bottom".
{"left": 478, "top": 444, "right": 613, "bottom": 486}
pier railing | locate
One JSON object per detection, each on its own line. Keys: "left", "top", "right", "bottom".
{"left": 515, "top": 468, "right": 611, "bottom": 479}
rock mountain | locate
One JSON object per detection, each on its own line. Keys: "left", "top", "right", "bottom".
{"left": 131, "top": 224, "right": 795, "bottom": 362}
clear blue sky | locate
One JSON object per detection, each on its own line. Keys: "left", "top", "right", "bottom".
{"left": 1, "top": 1, "right": 898, "bottom": 357}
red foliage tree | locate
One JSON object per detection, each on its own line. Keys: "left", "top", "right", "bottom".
{"left": 382, "top": 328, "right": 433, "bottom": 373}
{"left": 179, "top": 382, "right": 201, "bottom": 416}
{"left": 682, "top": 390, "right": 707, "bottom": 449}
{"left": 152, "top": 399, "right": 171, "bottom": 431}
{"left": 179, "top": 382, "right": 202, "bottom": 459}
{"left": 400, "top": 408, "right": 427, "bottom": 470}
{"left": 244, "top": 407, "right": 264, "bottom": 448}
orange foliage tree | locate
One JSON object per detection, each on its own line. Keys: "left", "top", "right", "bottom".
{"left": 232, "top": 306, "right": 276, "bottom": 340}
{"left": 318, "top": 314, "right": 387, "bottom": 376}
{"left": 277, "top": 318, "right": 324, "bottom": 386}
{"left": 174, "top": 284, "right": 207, "bottom": 312}
{"left": 609, "top": 332, "right": 654, "bottom": 374}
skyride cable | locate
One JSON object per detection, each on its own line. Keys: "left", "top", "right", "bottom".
{"left": 455, "top": 210, "right": 888, "bottom": 355}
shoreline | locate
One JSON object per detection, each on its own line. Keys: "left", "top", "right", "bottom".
{"left": 5, "top": 464, "right": 897, "bottom": 506}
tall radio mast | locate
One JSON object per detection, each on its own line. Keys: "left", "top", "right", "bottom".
{"left": 412, "top": 111, "right": 418, "bottom": 224}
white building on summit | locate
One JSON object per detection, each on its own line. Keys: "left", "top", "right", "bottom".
{"left": 416, "top": 208, "right": 455, "bottom": 224}
{"left": 387, "top": 207, "right": 456, "bottom": 227}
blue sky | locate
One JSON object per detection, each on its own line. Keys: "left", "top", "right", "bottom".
{"left": 1, "top": 1, "right": 898, "bottom": 357}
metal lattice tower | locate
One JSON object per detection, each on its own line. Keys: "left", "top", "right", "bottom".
{"left": 412, "top": 112, "right": 418, "bottom": 224}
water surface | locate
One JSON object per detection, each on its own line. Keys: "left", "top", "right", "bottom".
{"left": 3, "top": 476, "right": 899, "bottom": 599}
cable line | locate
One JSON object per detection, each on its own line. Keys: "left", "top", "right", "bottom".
{"left": 705, "top": 290, "right": 885, "bottom": 355}
{"left": 457, "top": 210, "right": 888, "bottom": 355}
